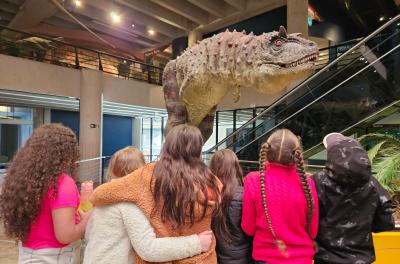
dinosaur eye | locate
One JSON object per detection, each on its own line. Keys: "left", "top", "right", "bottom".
{"left": 275, "top": 39, "right": 283, "bottom": 46}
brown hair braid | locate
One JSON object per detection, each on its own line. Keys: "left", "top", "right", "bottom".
{"left": 259, "top": 129, "right": 314, "bottom": 256}
{"left": 294, "top": 149, "right": 314, "bottom": 235}
{"left": 259, "top": 142, "right": 288, "bottom": 256}
{"left": 0, "top": 124, "right": 79, "bottom": 242}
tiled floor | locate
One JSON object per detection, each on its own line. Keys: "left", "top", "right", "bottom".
{"left": 0, "top": 226, "right": 18, "bottom": 264}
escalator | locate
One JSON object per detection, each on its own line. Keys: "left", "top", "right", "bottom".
{"left": 204, "top": 14, "right": 400, "bottom": 162}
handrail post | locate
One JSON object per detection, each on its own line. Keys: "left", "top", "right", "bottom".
{"left": 147, "top": 65, "right": 151, "bottom": 84}
{"left": 98, "top": 52, "right": 103, "bottom": 71}
{"left": 74, "top": 47, "right": 80, "bottom": 69}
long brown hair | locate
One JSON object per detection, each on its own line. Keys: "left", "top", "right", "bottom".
{"left": 107, "top": 146, "right": 145, "bottom": 180}
{"left": 0, "top": 124, "right": 79, "bottom": 242}
{"left": 210, "top": 149, "right": 243, "bottom": 242}
{"left": 153, "top": 124, "right": 220, "bottom": 228}
{"left": 259, "top": 128, "right": 314, "bottom": 255}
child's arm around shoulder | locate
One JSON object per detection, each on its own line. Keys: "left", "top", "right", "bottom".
{"left": 371, "top": 177, "right": 395, "bottom": 232}
{"left": 118, "top": 202, "right": 206, "bottom": 262}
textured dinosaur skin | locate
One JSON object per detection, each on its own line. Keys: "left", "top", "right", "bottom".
{"left": 163, "top": 26, "right": 318, "bottom": 141}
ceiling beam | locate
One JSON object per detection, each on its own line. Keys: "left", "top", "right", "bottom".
{"left": 115, "top": 0, "right": 196, "bottom": 31}
{"left": 187, "top": 0, "right": 237, "bottom": 18}
{"left": 4, "top": 0, "right": 24, "bottom": 5}
{"left": 85, "top": 0, "right": 184, "bottom": 38}
{"left": 195, "top": 0, "right": 286, "bottom": 33}
{"left": 224, "top": 0, "right": 247, "bottom": 10}
{"left": 49, "top": 13, "right": 156, "bottom": 48}
{"left": 64, "top": 4, "right": 169, "bottom": 45}
{"left": 25, "top": 23, "right": 147, "bottom": 59}
{"left": 0, "top": 10, "right": 14, "bottom": 22}
{"left": 6, "top": 0, "right": 58, "bottom": 30}
{"left": 0, "top": 1, "right": 19, "bottom": 14}
{"left": 150, "top": 0, "right": 210, "bottom": 25}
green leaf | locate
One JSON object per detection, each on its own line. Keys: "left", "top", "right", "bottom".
{"left": 367, "top": 141, "right": 386, "bottom": 163}
{"left": 373, "top": 152, "right": 400, "bottom": 192}
{"left": 359, "top": 133, "right": 400, "bottom": 147}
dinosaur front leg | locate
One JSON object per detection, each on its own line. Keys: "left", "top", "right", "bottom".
{"left": 197, "top": 106, "right": 216, "bottom": 142}
{"left": 163, "top": 60, "right": 188, "bottom": 136}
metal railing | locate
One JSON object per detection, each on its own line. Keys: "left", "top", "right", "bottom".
{"left": 205, "top": 14, "right": 400, "bottom": 154}
{"left": 0, "top": 25, "right": 164, "bottom": 85}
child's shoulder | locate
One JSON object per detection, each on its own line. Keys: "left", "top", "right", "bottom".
{"left": 244, "top": 171, "right": 260, "bottom": 185}
{"left": 57, "top": 173, "right": 75, "bottom": 186}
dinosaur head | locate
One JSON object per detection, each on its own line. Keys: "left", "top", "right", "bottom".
{"left": 252, "top": 26, "right": 318, "bottom": 93}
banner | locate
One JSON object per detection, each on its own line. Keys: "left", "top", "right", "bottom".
{"left": 144, "top": 44, "right": 170, "bottom": 59}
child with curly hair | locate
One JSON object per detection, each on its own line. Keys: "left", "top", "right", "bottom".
{"left": 241, "top": 128, "right": 319, "bottom": 264}
{"left": 0, "top": 123, "right": 88, "bottom": 264}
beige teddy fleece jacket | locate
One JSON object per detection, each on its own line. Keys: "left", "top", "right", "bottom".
{"left": 83, "top": 203, "right": 201, "bottom": 264}
{"left": 91, "top": 163, "right": 218, "bottom": 264}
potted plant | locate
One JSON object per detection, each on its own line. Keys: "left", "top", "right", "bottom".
{"left": 358, "top": 133, "right": 400, "bottom": 224}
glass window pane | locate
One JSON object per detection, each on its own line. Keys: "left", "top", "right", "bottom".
{"left": 152, "top": 118, "right": 162, "bottom": 160}
{"left": 141, "top": 118, "right": 151, "bottom": 161}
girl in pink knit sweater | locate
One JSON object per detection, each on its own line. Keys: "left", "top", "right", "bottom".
{"left": 241, "top": 129, "right": 319, "bottom": 264}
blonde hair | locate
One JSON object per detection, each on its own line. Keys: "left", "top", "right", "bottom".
{"left": 107, "top": 147, "right": 145, "bottom": 180}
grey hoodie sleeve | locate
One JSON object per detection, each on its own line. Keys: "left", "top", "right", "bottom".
{"left": 371, "top": 177, "right": 395, "bottom": 233}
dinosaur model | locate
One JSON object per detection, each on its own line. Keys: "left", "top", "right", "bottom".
{"left": 162, "top": 26, "right": 318, "bottom": 141}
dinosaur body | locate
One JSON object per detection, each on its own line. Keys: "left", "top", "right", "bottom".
{"left": 163, "top": 26, "right": 318, "bottom": 141}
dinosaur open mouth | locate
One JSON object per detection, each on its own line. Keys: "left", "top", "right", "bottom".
{"left": 283, "top": 53, "right": 318, "bottom": 68}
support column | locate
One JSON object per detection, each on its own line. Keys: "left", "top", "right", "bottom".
{"left": 79, "top": 69, "right": 103, "bottom": 184}
{"left": 287, "top": 0, "right": 308, "bottom": 36}
{"left": 132, "top": 117, "right": 142, "bottom": 149}
{"left": 188, "top": 30, "right": 202, "bottom": 47}
{"left": 33, "top": 107, "right": 44, "bottom": 129}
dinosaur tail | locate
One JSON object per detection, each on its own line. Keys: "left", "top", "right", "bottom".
{"left": 162, "top": 60, "right": 188, "bottom": 136}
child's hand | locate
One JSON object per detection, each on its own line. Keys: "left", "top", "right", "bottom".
{"left": 197, "top": 230, "right": 213, "bottom": 252}
{"left": 78, "top": 208, "right": 92, "bottom": 223}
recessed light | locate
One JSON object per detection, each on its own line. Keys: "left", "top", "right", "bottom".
{"left": 74, "top": 0, "right": 82, "bottom": 7}
{"left": 148, "top": 29, "right": 155, "bottom": 35}
{"left": 379, "top": 16, "right": 385, "bottom": 21}
{"left": 131, "top": 24, "right": 135, "bottom": 28}
{"left": 110, "top": 11, "right": 121, "bottom": 23}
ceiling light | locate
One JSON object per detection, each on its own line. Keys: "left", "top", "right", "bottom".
{"left": 74, "top": 0, "right": 82, "bottom": 7}
{"left": 148, "top": 29, "right": 155, "bottom": 35}
{"left": 131, "top": 24, "right": 135, "bottom": 28}
{"left": 110, "top": 11, "right": 121, "bottom": 23}
{"left": 379, "top": 16, "right": 385, "bottom": 21}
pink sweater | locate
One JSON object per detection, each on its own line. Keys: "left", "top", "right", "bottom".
{"left": 241, "top": 163, "right": 319, "bottom": 264}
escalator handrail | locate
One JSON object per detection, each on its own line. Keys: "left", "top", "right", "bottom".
{"left": 204, "top": 14, "right": 400, "bottom": 154}
{"left": 236, "top": 43, "right": 400, "bottom": 154}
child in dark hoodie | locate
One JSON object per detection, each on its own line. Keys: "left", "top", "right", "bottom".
{"left": 312, "top": 133, "right": 395, "bottom": 264}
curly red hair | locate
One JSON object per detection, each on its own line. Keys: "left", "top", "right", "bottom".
{"left": 0, "top": 123, "right": 79, "bottom": 242}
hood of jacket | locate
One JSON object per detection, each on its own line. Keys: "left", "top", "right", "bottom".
{"left": 325, "top": 137, "right": 371, "bottom": 188}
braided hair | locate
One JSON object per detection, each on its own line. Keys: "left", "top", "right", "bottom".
{"left": 258, "top": 129, "right": 314, "bottom": 257}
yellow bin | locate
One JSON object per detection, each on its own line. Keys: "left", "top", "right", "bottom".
{"left": 373, "top": 231, "right": 400, "bottom": 263}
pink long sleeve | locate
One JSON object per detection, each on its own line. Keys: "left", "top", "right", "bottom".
{"left": 239, "top": 163, "right": 318, "bottom": 264}
{"left": 241, "top": 172, "right": 258, "bottom": 236}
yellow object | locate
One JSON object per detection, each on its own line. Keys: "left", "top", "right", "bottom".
{"left": 373, "top": 231, "right": 400, "bottom": 263}
{"left": 79, "top": 201, "right": 93, "bottom": 212}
